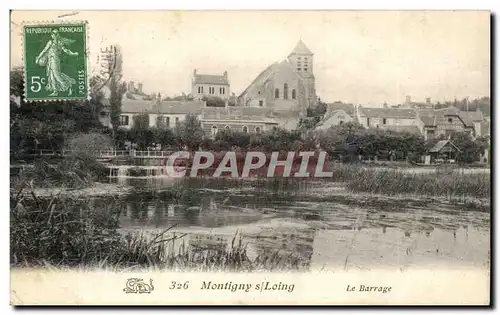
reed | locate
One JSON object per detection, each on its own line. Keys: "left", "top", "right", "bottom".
{"left": 10, "top": 186, "right": 305, "bottom": 272}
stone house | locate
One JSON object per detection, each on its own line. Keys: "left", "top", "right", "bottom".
{"left": 191, "top": 70, "right": 230, "bottom": 101}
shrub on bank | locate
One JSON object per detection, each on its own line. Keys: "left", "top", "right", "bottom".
{"left": 14, "top": 155, "right": 108, "bottom": 189}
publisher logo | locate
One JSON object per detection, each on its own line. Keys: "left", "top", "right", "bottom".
{"left": 123, "top": 278, "right": 154, "bottom": 294}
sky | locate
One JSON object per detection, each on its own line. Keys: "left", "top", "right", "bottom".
{"left": 10, "top": 10, "right": 490, "bottom": 106}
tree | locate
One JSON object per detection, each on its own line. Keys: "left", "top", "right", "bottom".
{"left": 175, "top": 114, "right": 205, "bottom": 151}
{"left": 101, "top": 45, "right": 127, "bottom": 146}
{"left": 153, "top": 127, "right": 176, "bottom": 150}
{"left": 64, "top": 132, "right": 114, "bottom": 157}
{"left": 129, "top": 113, "right": 154, "bottom": 150}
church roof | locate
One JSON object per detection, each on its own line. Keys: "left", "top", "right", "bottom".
{"left": 288, "top": 39, "right": 313, "bottom": 56}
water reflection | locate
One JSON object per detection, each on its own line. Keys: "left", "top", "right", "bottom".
{"left": 110, "top": 177, "right": 490, "bottom": 270}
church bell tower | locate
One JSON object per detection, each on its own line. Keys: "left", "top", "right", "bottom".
{"left": 287, "top": 39, "right": 317, "bottom": 108}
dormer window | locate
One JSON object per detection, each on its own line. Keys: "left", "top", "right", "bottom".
{"left": 448, "top": 118, "right": 453, "bottom": 123}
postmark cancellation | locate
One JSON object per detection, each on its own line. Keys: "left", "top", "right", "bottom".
{"left": 22, "top": 21, "right": 89, "bottom": 102}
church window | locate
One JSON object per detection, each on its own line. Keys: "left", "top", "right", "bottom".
{"left": 275, "top": 88, "right": 280, "bottom": 99}
{"left": 292, "top": 89, "right": 296, "bottom": 100}
{"left": 242, "top": 126, "right": 248, "bottom": 133}
{"left": 259, "top": 100, "right": 263, "bottom": 107}
{"left": 284, "top": 83, "right": 289, "bottom": 100}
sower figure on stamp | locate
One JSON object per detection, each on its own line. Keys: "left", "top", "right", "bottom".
{"left": 35, "top": 29, "right": 78, "bottom": 97}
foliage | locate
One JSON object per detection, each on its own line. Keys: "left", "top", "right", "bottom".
{"left": 175, "top": 114, "right": 205, "bottom": 151}
{"left": 64, "top": 132, "right": 114, "bottom": 157}
{"left": 14, "top": 156, "right": 108, "bottom": 189}
{"left": 203, "top": 95, "right": 226, "bottom": 107}
{"left": 101, "top": 45, "right": 127, "bottom": 143}
{"left": 129, "top": 113, "right": 154, "bottom": 150}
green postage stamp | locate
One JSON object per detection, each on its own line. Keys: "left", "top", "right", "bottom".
{"left": 23, "top": 22, "right": 88, "bottom": 102}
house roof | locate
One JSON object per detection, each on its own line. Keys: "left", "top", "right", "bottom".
{"left": 358, "top": 107, "right": 416, "bottom": 119}
{"left": 288, "top": 39, "right": 313, "bottom": 56}
{"left": 193, "top": 74, "right": 229, "bottom": 85}
{"left": 122, "top": 97, "right": 153, "bottom": 113}
{"left": 417, "top": 106, "right": 476, "bottom": 128}
{"left": 157, "top": 101, "right": 206, "bottom": 114}
{"left": 429, "top": 140, "right": 461, "bottom": 153}
{"left": 460, "top": 110, "right": 484, "bottom": 122}
{"left": 378, "top": 125, "right": 422, "bottom": 135}
{"left": 419, "top": 115, "right": 436, "bottom": 126}
{"left": 325, "top": 103, "right": 356, "bottom": 117}
{"left": 202, "top": 106, "right": 274, "bottom": 122}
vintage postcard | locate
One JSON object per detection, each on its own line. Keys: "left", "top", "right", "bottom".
{"left": 9, "top": 10, "right": 491, "bottom": 306}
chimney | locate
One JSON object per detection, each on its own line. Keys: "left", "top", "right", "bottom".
{"left": 128, "top": 81, "right": 135, "bottom": 93}
{"left": 405, "top": 95, "right": 411, "bottom": 105}
{"left": 426, "top": 97, "right": 431, "bottom": 104}
{"left": 137, "top": 83, "right": 143, "bottom": 94}
{"left": 223, "top": 71, "right": 228, "bottom": 79}
{"left": 193, "top": 69, "right": 197, "bottom": 77}
{"left": 383, "top": 102, "right": 388, "bottom": 108}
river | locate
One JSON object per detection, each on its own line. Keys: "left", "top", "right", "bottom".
{"left": 90, "top": 175, "right": 492, "bottom": 272}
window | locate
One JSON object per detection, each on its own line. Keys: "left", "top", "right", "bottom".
{"left": 339, "top": 121, "right": 344, "bottom": 125}
{"left": 100, "top": 111, "right": 106, "bottom": 116}
{"left": 220, "top": 87, "right": 225, "bottom": 95}
{"left": 272, "top": 126, "right": 277, "bottom": 131}
{"left": 283, "top": 83, "right": 288, "bottom": 100}
{"left": 259, "top": 100, "right": 263, "bottom": 107}
{"left": 292, "top": 89, "right": 296, "bottom": 99}
{"left": 366, "top": 118, "right": 370, "bottom": 126}
{"left": 166, "top": 117, "right": 170, "bottom": 127}
{"left": 382, "top": 118, "right": 387, "bottom": 125}
{"left": 275, "top": 88, "right": 280, "bottom": 99}
{"left": 225, "top": 125, "right": 231, "bottom": 131}
{"left": 209, "top": 87, "right": 214, "bottom": 95}
{"left": 211, "top": 125, "right": 218, "bottom": 137}
{"left": 119, "top": 115, "right": 129, "bottom": 126}
{"left": 242, "top": 126, "right": 248, "bottom": 133}
{"left": 255, "top": 127, "right": 261, "bottom": 134}
{"left": 198, "top": 86, "right": 204, "bottom": 94}
{"left": 448, "top": 118, "right": 453, "bottom": 123}
{"left": 175, "top": 117, "right": 180, "bottom": 125}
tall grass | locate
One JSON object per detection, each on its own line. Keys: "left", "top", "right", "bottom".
{"left": 344, "top": 168, "right": 490, "bottom": 199}
{"left": 12, "top": 155, "right": 108, "bottom": 189}
{"left": 10, "top": 186, "right": 305, "bottom": 272}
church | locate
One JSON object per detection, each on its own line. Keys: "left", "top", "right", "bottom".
{"left": 237, "top": 40, "right": 317, "bottom": 129}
